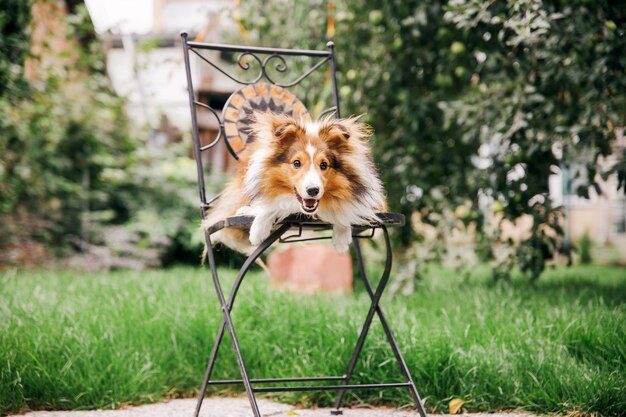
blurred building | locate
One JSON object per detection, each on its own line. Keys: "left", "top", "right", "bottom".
{"left": 549, "top": 129, "right": 626, "bottom": 261}
{"left": 85, "top": 0, "right": 241, "bottom": 173}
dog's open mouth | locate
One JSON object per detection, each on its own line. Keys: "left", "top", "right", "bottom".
{"left": 295, "top": 193, "right": 319, "bottom": 214}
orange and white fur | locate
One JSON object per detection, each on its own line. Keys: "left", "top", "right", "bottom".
{"left": 202, "top": 112, "right": 387, "bottom": 255}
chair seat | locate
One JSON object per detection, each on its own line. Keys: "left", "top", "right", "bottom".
{"left": 205, "top": 212, "right": 405, "bottom": 236}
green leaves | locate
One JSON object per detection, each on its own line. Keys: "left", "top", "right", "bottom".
{"left": 0, "top": 2, "right": 141, "bottom": 262}
{"left": 233, "top": 0, "right": 624, "bottom": 281}
{"left": 0, "top": 0, "right": 31, "bottom": 100}
{"left": 4, "top": 0, "right": 623, "bottom": 273}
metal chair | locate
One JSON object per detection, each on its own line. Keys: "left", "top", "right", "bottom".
{"left": 180, "top": 32, "right": 428, "bottom": 417}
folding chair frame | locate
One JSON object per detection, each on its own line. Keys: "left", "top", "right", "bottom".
{"left": 180, "top": 32, "right": 427, "bottom": 417}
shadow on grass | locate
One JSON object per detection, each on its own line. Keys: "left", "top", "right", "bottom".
{"left": 507, "top": 269, "right": 626, "bottom": 306}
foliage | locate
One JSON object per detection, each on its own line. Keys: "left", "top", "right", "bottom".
{"left": 2, "top": 1, "right": 624, "bottom": 271}
{"left": 442, "top": 0, "right": 626, "bottom": 243}
{"left": 0, "top": 3, "right": 203, "bottom": 266}
{"left": 578, "top": 230, "right": 593, "bottom": 264}
{"left": 234, "top": 0, "right": 625, "bottom": 282}
{"left": 0, "top": 2, "right": 140, "bottom": 264}
{"left": 0, "top": 0, "right": 31, "bottom": 100}
{"left": 1, "top": 265, "right": 625, "bottom": 415}
{"left": 96, "top": 143, "right": 205, "bottom": 266}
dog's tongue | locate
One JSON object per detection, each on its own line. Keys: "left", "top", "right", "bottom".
{"left": 304, "top": 199, "right": 317, "bottom": 208}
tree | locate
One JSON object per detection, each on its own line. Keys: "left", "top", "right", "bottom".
{"left": 234, "top": 0, "right": 625, "bottom": 283}
{"left": 0, "top": 1, "right": 136, "bottom": 264}
{"left": 0, "top": 2, "right": 203, "bottom": 268}
{"left": 440, "top": 0, "right": 625, "bottom": 279}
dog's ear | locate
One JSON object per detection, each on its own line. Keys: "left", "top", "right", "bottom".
{"left": 335, "top": 124, "right": 351, "bottom": 140}
{"left": 268, "top": 113, "right": 301, "bottom": 142}
{"left": 252, "top": 112, "right": 299, "bottom": 143}
{"left": 322, "top": 117, "right": 372, "bottom": 145}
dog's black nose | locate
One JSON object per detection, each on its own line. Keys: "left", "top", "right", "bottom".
{"left": 307, "top": 187, "right": 320, "bottom": 197}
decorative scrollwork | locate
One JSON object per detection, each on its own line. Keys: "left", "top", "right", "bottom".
{"left": 190, "top": 48, "right": 330, "bottom": 88}
{"left": 262, "top": 54, "right": 289, "bottom": 84}
{"left": 236, "top": 52, "right": 264, "bottom": 84}
{"left": 194, "top": 101, "right": 223, "bottom": 151}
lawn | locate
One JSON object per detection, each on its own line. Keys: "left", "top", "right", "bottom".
{"left": 1, "top": 263, "right": 624, "bottom": 416}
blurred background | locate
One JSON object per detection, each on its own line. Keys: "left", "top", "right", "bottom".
{"left": 2, "top": 2, "right": 626, "bottom": 416}
{"left": 1, "top": 0, "right": 625, "bottom": 281}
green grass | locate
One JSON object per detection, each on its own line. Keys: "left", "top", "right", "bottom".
{"left": 1, "top": 264, "right": 625, "bottom": 416}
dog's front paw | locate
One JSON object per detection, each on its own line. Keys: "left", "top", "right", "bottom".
{"left": 332, "top": 225, "right": 352, "bottom": 253}
{"left": 249, "top": 217, "right": 274, "bottom": 246}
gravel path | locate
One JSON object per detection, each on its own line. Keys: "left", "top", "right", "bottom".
{"left": 8, "top": 397, "right": 538, "bottom": 417}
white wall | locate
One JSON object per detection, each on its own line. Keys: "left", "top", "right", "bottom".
{"left": 93, "top": 0, "right": 237, "bottom": 130}
{"left": 107, "top": 45, "right": 193, "bottom": 130}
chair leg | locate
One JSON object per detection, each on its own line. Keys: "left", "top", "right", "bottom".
{"left": 193, "top": 321, "right": 226, "bottom": 417}
{"left": 332, "top": 226, "right": 393, "bottom": 413}
{"left": 333, "top": 226, "right": 428, "bottom": 417}
{"left": 355, "top": 231, "right": 428, "bottom": 417}
{"left": 194, "top": 224, "right": 291, "bottom": 417}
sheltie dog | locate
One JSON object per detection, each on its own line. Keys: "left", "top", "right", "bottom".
{"left": 202, "top": 112, "right": 387, "bottom": 255}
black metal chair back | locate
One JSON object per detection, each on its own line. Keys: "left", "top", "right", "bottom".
{"left": 181, "top": 34, "right": 341, "bottom": 214}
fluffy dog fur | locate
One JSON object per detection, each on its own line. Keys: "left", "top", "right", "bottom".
{"left": 202, "top": 112, "right": 387, "bottom": 254}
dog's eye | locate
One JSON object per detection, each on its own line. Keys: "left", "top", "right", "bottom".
{"left": 293, "top": 160, "right": 301, "bottom": 168}
{"left": 319, "top": 162, "right": 328, "bottom": 171}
